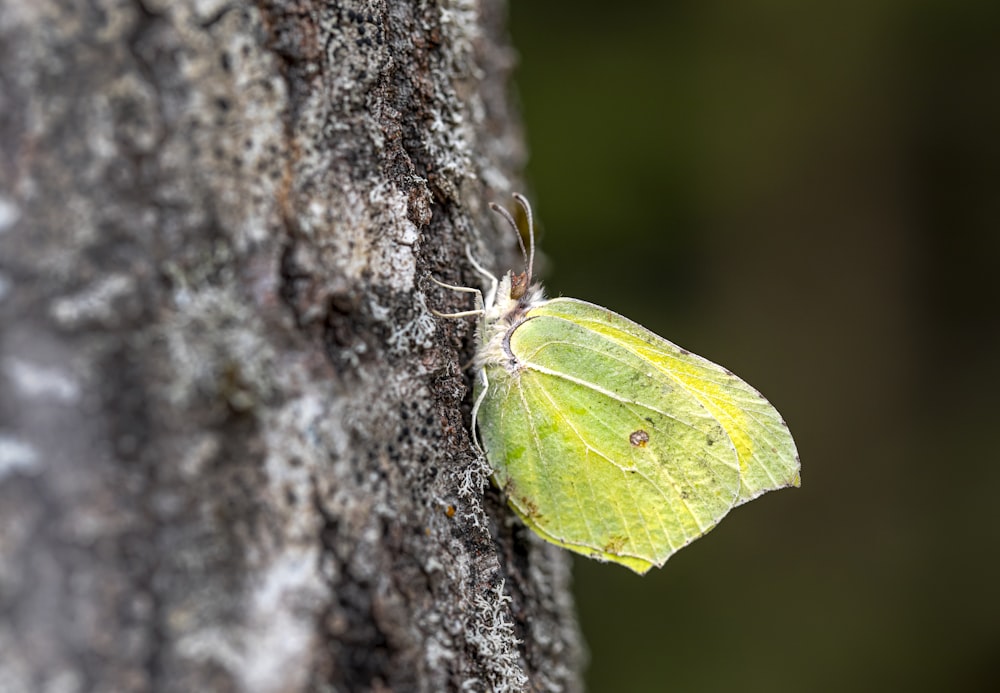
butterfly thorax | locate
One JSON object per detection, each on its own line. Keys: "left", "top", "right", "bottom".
{"left": 475, "top": 271, "right": 545, "bottom": 374}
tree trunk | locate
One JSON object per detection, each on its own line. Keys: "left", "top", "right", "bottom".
{"left": 0, "top": 1, "right": 583, "bottom": 691}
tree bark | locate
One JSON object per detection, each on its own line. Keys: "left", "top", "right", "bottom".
{"left": 0, "top": 1, "right": 583, "bottom": 691}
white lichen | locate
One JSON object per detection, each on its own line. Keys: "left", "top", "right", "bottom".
{"left": 160, "top": 283, "right": 275, "bottom": 409}
{"left": 466, "top": 580, "right": 528, "bottom": 693}
{"left": 4, "top": 357, "right": 81, "bottom": 403}
{"left": 239, "top": 547, "right": 327, "bottom": 693}
{"left": 0, "top": 435, "right": 40, "bottom": 479}
{"left": 0, "top": 195, "right": 20, "bottom": 233}
{"left": 49, "top": 273, "right": 136, "bottom": 329}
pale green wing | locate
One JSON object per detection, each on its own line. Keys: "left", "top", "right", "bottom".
{"left": 476, "top": 303, "right": 744, "bottom": 573}
{"left": 533, "top": 298, "right": 801, "bottom": 503}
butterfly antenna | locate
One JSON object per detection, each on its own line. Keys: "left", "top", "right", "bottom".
{"left": 489, "top": 200, "right": 529, "bottom": 276}
{"left": 512, "top": 193, "right": 534, "bottom": 282}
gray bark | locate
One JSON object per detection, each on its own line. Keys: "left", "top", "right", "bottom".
{"left": 0, "top": 1, "right": 583, "bottom": 691}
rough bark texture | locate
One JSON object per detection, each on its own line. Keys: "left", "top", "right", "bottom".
{"left": 0, "top": 1, "right": 583, "bottom": 691}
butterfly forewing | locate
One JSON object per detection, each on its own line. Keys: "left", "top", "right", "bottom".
{"left": 531, "top": 298, "right": 801, "bottom": 504}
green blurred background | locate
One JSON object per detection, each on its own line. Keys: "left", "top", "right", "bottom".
{"left": 507, "top": 1, "right": 999, "bottom": 691}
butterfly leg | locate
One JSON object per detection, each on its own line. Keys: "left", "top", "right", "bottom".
{"left": 428, "top": 276, "right": 485, "bottom": 318}
{"left": 430, "top": 246, "right": 494, "bottom": 456}
{"left": 466, "top": 244, "right": 498, "bottom": 283}
{"left": 465, "top": 244, "right": 498, "bottom": 308}
{"left": 469, "top": 367, "right": 489, "bottom": 454}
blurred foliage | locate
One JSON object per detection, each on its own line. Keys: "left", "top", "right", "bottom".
{"left": 508, "top": 1, "right": 1000, "bottom": 691}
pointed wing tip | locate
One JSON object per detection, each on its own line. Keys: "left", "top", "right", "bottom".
{"left": 633, "top": 564, "right": 655, "bottom": 576}
{"left": 735, "top": 473, "right": 801, "bottom": 506}
{"left": 622, "top": 557, "right": 657, "bottom": 575}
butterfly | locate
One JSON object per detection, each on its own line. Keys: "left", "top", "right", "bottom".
{"left": 434, "top": 195, "right": 800, "bottom": 573}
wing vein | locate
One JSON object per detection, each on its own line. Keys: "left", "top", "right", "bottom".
{"left": 526, "top": 314, "right": 783, "bottom": 483}
{"left": 522, "top": 362, "right": 726, "bottom": 449}
{"left": 531, "top": 372, "right": 721, "bottom": 546}
{"left": 513, "top": 376, "right": 563, "bottom": 535}
{"left": 532, "top": 379, "right": 665, "bottom": 555}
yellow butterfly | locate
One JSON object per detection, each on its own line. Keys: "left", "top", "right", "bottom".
{"left": 435, "top": 195, "right": 800, "bottom": 573}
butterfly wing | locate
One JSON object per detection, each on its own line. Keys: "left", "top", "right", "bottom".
{"left": 477, "top": 296, "right": 797, "bottom": 572}
{"left": 538, "top": 298, "right": 801, "bottom": 503}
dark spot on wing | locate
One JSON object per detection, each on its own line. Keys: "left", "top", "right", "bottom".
{"left": 603, "top": 534, "right": 627, "bottom": 555}
{"left": 518, "top": 495, "right": 541, "bottom": 520}
{"left": 629, "top": 429, "right": 650, "bottom": 447}
{"left": 706, "top": 423, "right": 726, "bottom": 446}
